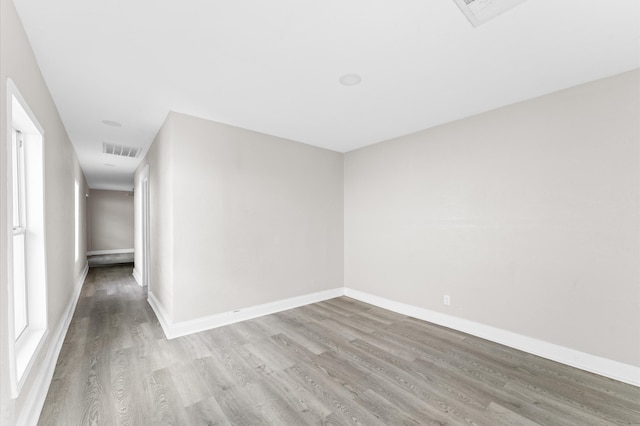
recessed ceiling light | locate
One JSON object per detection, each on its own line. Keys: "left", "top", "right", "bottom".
{"left": 102, "top": 120, "right": 122, "bottom": 127}
{"left": 339, "top": 74, "right": 362, "bottom": 86}
{"left": 103, "top": 163, "right": 116, "bottom": 167}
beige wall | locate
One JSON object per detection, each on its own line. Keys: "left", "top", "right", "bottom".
{"left": 0, "top": 0, "right": 88, "bottom": 423}
{"left": 345, "top": 70, "right": 640, "bottom": 367}
{"left": 87, "top": 189, "right": 134, "bottom": 252}
{"left": 134, "top": 116, "right": 175, "bottom": 317}
{"left": 136, "top": 112, "right": 344, "bottom": 323}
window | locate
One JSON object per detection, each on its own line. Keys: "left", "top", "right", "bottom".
{"left": 7, "top": 79, "right": 48, "bottom": 397}
{"left": 12, "top": 130, "right": 28, "bottom": 339}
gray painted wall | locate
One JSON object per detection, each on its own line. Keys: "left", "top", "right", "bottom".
{"left": 344, "top": 70, "right": 640, "bottom": 367}
{"left": 87, "top": 189, "right": 134, "bottom": 252}
{"left": 135, "top": 116, "right": 175, "bottom": 317}
{"left": 136, "top": 112, "right": 344, "bottom": 323}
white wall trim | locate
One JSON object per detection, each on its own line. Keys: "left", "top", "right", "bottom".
{"left": 146, "top": 284, "right": 640, "bottom": 385}
{"left": 146, "top": 285, "right": 639, "bottom": 385}
{"left": 150, "top": 288, "right": 345, "bottom": 340}
{"left": 344, "top": 287, "right": 640, "bottom": 387}
{"left": 87, "top": 249, "right": 135, "bottom": 256}
{"left": 87, "top": 248, "right": 134, "bottom": 256}
{"left": 132, "top": 268, "right": 142, "bottom": 286}
{"left": 147, "top": 290, "right": 172, "bottom": 337}
{"left": 17, "top": 262, "right": 88, "bottom": 426}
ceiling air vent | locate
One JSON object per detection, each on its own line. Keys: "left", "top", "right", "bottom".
{"left": 103, "top": 142, "right": 141, "bottom": 158}
{"left": 453, "top": 0, "right": 526, "bottom": 27}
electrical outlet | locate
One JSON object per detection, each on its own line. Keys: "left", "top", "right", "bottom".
{"left": 444, "top": 295, "right": 451, "bottom": 306}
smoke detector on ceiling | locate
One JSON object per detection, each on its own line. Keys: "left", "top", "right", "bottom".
{"left": 103, "top": 142, "right": 141, "bottom": 158}
{"left": 339, "top": 74, "right": 362, "bottom": 86}
{"left": 453, "top": 0, "right": 527, "bottom": 27}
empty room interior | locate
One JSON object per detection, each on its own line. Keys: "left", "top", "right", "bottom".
{"left": 1, "top": 0, "right": 640, "bottom": 424}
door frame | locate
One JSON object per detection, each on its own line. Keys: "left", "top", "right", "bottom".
{"left": 140, "top": 164, "right": 150, "bottom": 288}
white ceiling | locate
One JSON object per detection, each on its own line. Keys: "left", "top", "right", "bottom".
{"left": 13, "top": 0, "right": 640, "bottom": 191}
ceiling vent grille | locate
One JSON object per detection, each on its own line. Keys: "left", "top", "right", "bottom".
{"left": 103, "top": 142, "right": 141, "bottom": 158}
{"left": 453, "top": 0, "right": 526, "bottom": 27}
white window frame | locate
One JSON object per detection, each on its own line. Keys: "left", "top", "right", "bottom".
{"left": 7, "top": 79, "right": 49, "bottom": 397}
{"left": 12, "top": 129, "right": 28, "bottom": 340}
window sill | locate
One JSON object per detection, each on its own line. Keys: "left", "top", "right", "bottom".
{"left": 12, "top": 327, "right": 48, "bottom": 397}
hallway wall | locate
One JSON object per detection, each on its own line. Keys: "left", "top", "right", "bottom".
{"left": 134, "top": 117, "right": 175, "bottom": 317}
{"left": 1, "top": 0, "right": 89, "bottom": 424}
{"left": 136, "top": 112, "right": 344, "bottom": 324}
{"left": 87, "top": 189, "right": 134, "bottom": 253}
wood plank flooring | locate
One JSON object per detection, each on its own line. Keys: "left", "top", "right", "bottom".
{"left": 39, "top": 265, "right": 640, "bottom": 425}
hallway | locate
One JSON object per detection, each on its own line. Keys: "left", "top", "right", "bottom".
{"left": 38, "top": 265, "right": 160, "bottom": 424}
{"left": 38, "top": 266, "right": 640, "bottom": 425}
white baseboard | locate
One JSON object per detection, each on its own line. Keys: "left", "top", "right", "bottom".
{"left": 149, "top": 288, "right": 345, "bottom": 340}
{"left": 18, "top": 262, "right": 88, "bottom": 426}
{"left": 132, "top": 268, "right": 142, "bottom": 286}
{"left": 344, "top": 287, "right": 640, "bottom": 387}
{"left": 87, "top": 248, "right": 134, "bottom": 256}
{"left": 147, "top": 291, "right": 172, "bottom": 338}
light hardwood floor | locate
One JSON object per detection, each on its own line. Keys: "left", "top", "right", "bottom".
{"left": 39, "top": 265, "right": 640, "bottom": 425}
